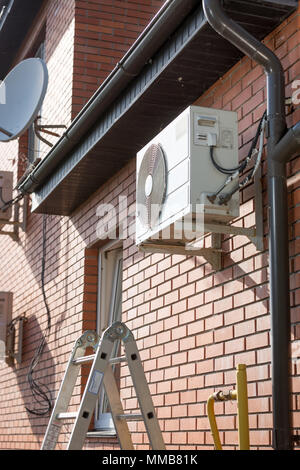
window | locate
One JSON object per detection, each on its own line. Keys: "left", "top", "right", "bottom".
{"left": 27, "top": 42, "right": 45, "bottom": 164}
{"left": 94, "top": 241, "right": 123, "bottom": 432}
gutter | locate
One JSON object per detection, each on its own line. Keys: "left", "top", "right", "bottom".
{"left": 203, "top": 0, "right": 298, "bottom": 450}
{"left": 0, "top": 0, "right": 14, "bottom": 32}
{"left": 17, "top": 0, "right": 199, "bottom": 195}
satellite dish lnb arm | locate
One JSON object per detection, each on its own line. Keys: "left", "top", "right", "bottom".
{"left": 0, "top": 125, "right": 13, "bottom": 138}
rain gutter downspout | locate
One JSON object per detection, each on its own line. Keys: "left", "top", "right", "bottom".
{"left": 272, "top": 121, "right": 300, "bottom": 163}
{"left": 203, "top": 0, "right": 293, "bottom": 450}
{"left": 17, "top": 0, "right": 198, "bottom": 194}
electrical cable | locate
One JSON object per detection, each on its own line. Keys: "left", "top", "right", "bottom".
{"left": 0, "top": 188, "right": 24, "bottom": 213}
{"left": 7, "top": 314, "right": 25, "bottom": 331}
{"left": 247, "top": 113, "right": 267, "bottom": 180}
{"left": 208, "top": 111, "right": 267, "bottom": 205}
{"left": 210, "top": 146, "right": 243, "bottom": 175}
{"left": 219, "top": 113, "right": 267, "bottom": 203}
{"left": 209, "top": 111, "right": 267, "bottom": 176}
{"left": 26, "top": 214, "right": 53, "bottom": 416}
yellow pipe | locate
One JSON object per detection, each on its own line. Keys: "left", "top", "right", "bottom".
{"left": 207, "top": 394, "right": 223, "bottom": 450}
{"left": 207, "top": 390, "right": 236, "bottom": 450}
{"left": 206, "top": 364, "right": 249, "bottom": 451}
{"left": 236, "top": 364, "right": 250, "bottom": 450}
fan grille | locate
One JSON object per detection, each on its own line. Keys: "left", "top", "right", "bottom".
{"left": 137, "top": 143, "right": 167, "bottom": 229}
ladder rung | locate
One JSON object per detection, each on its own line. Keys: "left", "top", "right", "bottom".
{"left": 73, "top": 354, "right": 127, "bottom": 365}
{"left": 117, "top": 413, "right": 143, "bottom": 421}
{"left": 56, "top": 412, "right": 78, "bottom": 420}
{"left": 73, "top": 354, "right": 95, "bottom": 365}
{"left": 110, "top": 356, "right": 127, "bottom": 364}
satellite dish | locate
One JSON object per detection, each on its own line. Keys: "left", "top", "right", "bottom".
{"left": 0, "top": 58, "right": 48, "bottom": 142}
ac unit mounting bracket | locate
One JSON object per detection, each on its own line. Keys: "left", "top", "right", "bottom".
{"left": 0, "top": 195, "right": 28, "bottom": 241}
{"left": 139, "top": 239, "right": 224, "bottom": 271}
{"left": 138, "top": 172, "right": 264, "bottom": 271}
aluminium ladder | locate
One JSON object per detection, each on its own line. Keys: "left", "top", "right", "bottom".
{"left": 41, "top": 322, "right": 165, "bottom": 450}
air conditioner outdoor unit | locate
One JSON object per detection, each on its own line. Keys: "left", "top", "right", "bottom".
{"left": 136, "top": 105, "right": 239, "bottom": 247}
{"left": 0, "top": 171, "right": 13, "bottom": 223}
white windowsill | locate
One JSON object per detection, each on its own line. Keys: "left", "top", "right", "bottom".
{"left": 86, "top": 430, "right": 117, "bottom": 438}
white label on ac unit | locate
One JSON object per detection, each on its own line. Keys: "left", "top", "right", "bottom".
{"left": 194, "top": 113, "right": 218, "bottom": 147}
{"left": 221, "top": 129, "right": 234, "bottom": 149}
{"left": 88, "top": 370, "right": 104, "bottom": 395}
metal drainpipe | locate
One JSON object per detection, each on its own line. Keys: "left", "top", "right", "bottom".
{"left": 203, "top": 0, "right": 292, "bottom": 450}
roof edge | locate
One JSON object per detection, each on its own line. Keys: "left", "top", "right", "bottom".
{"left": 0, "top": 0, "right": 14, "bottom": 32}
{"left": 17, "top": 0, "right": 199, "bottom": 196}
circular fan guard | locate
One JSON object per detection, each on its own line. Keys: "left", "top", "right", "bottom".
{"left": 137, "top": 143, "right": 167, "bottom": 229}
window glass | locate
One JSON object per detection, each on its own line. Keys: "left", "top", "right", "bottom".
{"left": 94, "top": 243, "right": 123, "bottom": 432}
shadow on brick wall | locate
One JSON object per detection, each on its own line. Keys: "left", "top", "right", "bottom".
{"left": 217, "top": 248, "right": 269, "bottom": 313}
{"left": 8, "top": 313, "right": 56, "bottom": 445}
{"left": 22, "top": 213, "right": 62, "bottom": 285}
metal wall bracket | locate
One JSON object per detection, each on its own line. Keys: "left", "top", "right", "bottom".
{"left": 138, "top": 239, "right": 223, "bottom": 271}
{"left": 204, "top": 170, "right": 264, "bottom": 253}
{"left": 34, "top": 116, "right": 67, "bottom": 148}
{"left": 0, "top": 195, "right": 27, "bottom": 241}
{"left": 138, "top": 172, "right": 263, "bottom": 271}
{"left": 253, "top": 169, "right": 264, "bottom": 252}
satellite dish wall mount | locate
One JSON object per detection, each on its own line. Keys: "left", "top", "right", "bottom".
{"left": 33, "top": 115, "right": 67, "bottom": 148}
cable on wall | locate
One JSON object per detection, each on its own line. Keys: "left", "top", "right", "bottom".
{"left": 26, "top": 214, "right": 53, "bottom": 416}
{"left": 210, "top": 111, "right": 267, "bottom": 176}
{"left": 207, "top": 111, "right": 267, "bottom": 205}
{"left": 0, "top": 189, "right": 24, "bottom": 213}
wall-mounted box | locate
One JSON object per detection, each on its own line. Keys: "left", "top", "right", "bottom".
{"left": 0, "top": 291, "right": 12, "bottom": 363}
{"left": 0, "top": 171, "right": 13, "bottom": 225}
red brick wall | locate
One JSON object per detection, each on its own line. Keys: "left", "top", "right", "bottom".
{"left": 72, "top": 0, "right": 164, "bottom": 118}
{"left": 116, "top": 8, "right": 300, "bottom": 450}
{"left": 0, "top": 0, "right": 164, "bottom": 450}
{"left": 42, "top": 0, "right": 76, "bottom": 147}
{"left": 0, "top": 0, "right": 299, "bottom": 451}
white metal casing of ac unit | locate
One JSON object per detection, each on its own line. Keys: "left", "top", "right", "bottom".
{"left": 136, "top": 105, "right": 240, "bottom": 245}
{"left": 0, "top": 171, "right": 13, "bottom": 222}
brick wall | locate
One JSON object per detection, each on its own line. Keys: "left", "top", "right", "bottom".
{"left": 114, "top": 8, "right": 300, "bottom": 450}
{"left": 0, "top": 0, "right": 299, "bottom": 451}
{"left": 0, "top": 0, "right": 164, "bottom": 450}
{"left": 34, "top": 0, "right": 76, "bottom": 152}
{"left": 72, "top": 0, "right": 164, "bottom": 118}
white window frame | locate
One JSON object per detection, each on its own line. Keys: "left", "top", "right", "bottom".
{"left": 94, "top": 240, "right": 123, "bottom": 432}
